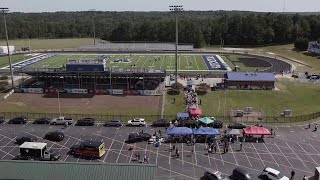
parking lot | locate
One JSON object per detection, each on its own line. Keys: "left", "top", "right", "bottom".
{"left": 0, "top": 122, "right": 319, "bottom": 180}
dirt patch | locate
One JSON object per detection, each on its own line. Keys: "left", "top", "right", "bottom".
{"left": 0, "top": 94, "right": 162, "bottom": 115}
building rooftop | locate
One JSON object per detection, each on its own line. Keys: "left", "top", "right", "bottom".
{"left": 226, "top": 72, "right": 275, "bottom": 82}
{"left": 0, "top": 160, "right": 157, "bottom": 180}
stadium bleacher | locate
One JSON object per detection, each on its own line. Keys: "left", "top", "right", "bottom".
{"left": 78, "top": 42, "right": 194, "bottom": 52}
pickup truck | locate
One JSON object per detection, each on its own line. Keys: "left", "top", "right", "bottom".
{"left": 50, "top": 116, "right": 73, "bottom": 125}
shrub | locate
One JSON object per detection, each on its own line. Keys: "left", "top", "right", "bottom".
{"left": 167, "top": 89, "right": 180, "bottom": 95}
{"left": 0, "top": 76, "right": 8, "bottom": 80}
{"left": 171, "top": 82, "right": 184, "bottom": 91}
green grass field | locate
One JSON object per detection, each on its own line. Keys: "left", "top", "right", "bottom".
{"left": 165, "top": 79, "right": 320, "bottom": 116}
{"left": 0, "top": 54, "right": 25, "bottom": 68}
{"left": 0, "top": 38, "right": 93, "bottom": 50}
{"left": 29, "top": 54, "right": 211, "bottom": 71}
{"left": 222, "top": 55, "right": 267, "bottom": 72}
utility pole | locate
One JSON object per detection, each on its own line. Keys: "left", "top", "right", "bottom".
{"left": 1, "top": 7, "right": 14, "bottom": 88}
{"left": 169, "top": 5, "right": 183, "bottom": 84}
{"left": 89, "top": 9, "right": 96, "bottom": 45}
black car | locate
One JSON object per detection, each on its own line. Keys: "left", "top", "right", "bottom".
{"left": 204, "top": 171, "right": 231, "bottom": 180}
{"left": 0, "top": 116, "right": 5, "bottom": 124}
{"left": 15, "top": 136, "right": 37, "bottom": 145}
{"left": 44, "top": 131, "right": 64, "bottom": 142}
{"left": 125, "top": 132, "right": 151, "bottom": 143}
{"left": 213, "top": 120, "right": 223, "bottom": 128}
{"left": 104, "top": 120, "right": 122, "bottom": 127}
{"left": 227, "top": 122, "right": 246, "bottom": 129}
{"left": 33, "top": 117, "right": 51, "bottom": 124}
{"left": 232, "top": 167, "right": 256, "bottom": 180}
{"left": 8, "top": 116, "right": 28, "bottom": 124}
{"left": 180, "top": 119, "right": 199, "bottom": 128}
{"left": 151, "top": 119, "right": 170, "bottom": 127}
{"left": 76, "top": 118, "right": 95, "bottom": 126}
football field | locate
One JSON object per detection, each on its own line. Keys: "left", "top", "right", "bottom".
{"left": 29, "top": 54, "right": 210, "bottom": 71}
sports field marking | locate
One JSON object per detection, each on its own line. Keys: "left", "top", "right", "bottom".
{"left": 193, "top": 55, "right": 200, "bottom": 70}
{"left": 122, "top": 55, "right": 136, "bottom": 68}
{"left": 160, "top": 56, "right": 164, "bottom": 69}
{"left": 186, "top": 56, "right": 190, "bottom": 70}
{"left": 178, "top": 55, "right": 181, "bottom": 70}
{"left": 140, "top": 55, "right": 151, "bottom": 69}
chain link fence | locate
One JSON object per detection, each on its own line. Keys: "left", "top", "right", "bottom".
{"left": 0, "top": 112, "right": 319, "bottom": 124}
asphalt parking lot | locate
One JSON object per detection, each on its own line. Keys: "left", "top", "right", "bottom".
{"left": 0, "top": 122, "right": 319, "bottom": 180}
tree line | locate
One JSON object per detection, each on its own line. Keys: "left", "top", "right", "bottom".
{"left": 0, "top": 11, "right": 320, "bottom": 48}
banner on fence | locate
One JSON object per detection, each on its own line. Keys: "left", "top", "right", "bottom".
{"left": 27, "top": 88, "right": 43, "bottom": 94}
{"left": 112, "top": 89, "right": 124, "bottom": 95}
{"left": 142, "top": 90, "right": 162, "bottom": 96}
{"left": 70, "top": 89, "right": 88, "bottom": 94}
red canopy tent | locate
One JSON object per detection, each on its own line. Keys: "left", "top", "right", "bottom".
{"left": 243, "top": 127, "right": 271, "bottom": 135}
{"left": 189, "top": 108, "right": 202, "bottom": 116}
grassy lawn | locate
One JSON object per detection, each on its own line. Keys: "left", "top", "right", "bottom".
{"left": 223, "top": 55, "right": 267, "bottom": 72}
{"left": 252, "top": 44, "right": 320, "bottom": 72}
{"left": 0, "top": 38, "right": 93, "bottom": 50}
{"left": 0, "top": 54, "right": 26, "bottom": 68}
{"left": 165, "top": 79, "right": 320, "bottom": 116}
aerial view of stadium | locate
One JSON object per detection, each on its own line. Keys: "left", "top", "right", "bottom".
{"left": 0, "top": 0, "right": 320, "bottom": 180}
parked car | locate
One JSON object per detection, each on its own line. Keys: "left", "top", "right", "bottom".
{"left": 8, "top": 116, "right": 28, "bottom": 124}
{"left": 213, "top": 120, "right": 223, "bottom": 128}
{"left": 44, "top": 131, "right": 64, "bottom": 142}
{"left": 232, "top": 167, "right": 256, "bottom": 180}
{"left": 151, "top": 119, "right": 170, "bottom": 127}
{"left": 0, "top": 116, "right": 5, "bottom": 124}
{"left": 307, "top": 74, "right": 320, "bottom": 79}
{"left": 180, "top": 119, "right": 199, "bottom": 128}
{"left": 127, "top": 118, "right": 146, "bottom": 126}
{"left": 76, "top": 118, "right": 95, "bottom": 126}
{"left": 204, "top": 171, "right": 231, "bottom": 180}
{"left": 104, "top": 120, "right": 122, "bottom": 127}
{"left": 50, "top": 117, "right": 73, "bottom": 125}
{"left": 15, "top": 136, "right": 37, "bottom": 145}
{"left": 125, "top": 132, "right": 151, "bottom": 143}
{"left": 261, "top": 167, "right": 289, "bottom": 180}
{"left": 33, "top": 117, "right": 51, "bottom": 124}
{"left": 228, "top": 122, "right": 246, "bottom": 129}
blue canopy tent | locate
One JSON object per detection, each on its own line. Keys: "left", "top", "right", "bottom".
{"left": 167, "top": 127, "right": 193, "bottom": 135}
{"left": 193, "top": 127, "right": 220, "bottom": 135}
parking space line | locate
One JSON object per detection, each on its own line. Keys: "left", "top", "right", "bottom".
{"left": 229, "top": 144, "right": 238, "bottom": 166}
{"left": 275, "top": 126, "right": 279, "bottom": 131}
{"left": 155, "top": 145, "right": 159, "bottom": 164}
{"left": 169, "top": 143, "right": 171, "bottom": 165}
{"left": 215, "top": 141, "right": 224, "bottom": 165}
{"left": 263, "top": 143, "right": 279, "bottom": 167}
{"left": 297, "top": 142, "right": 318, "bottom": 165}
{"left": 309, "top": 143, "right": 320, "bottom": 154}
{"left": 274, "top": 143, "right": 293, "bottom": 167}
{"left": 63, "top": 128, "right": 86, "bottom": 161}
{"left": 285, "top": 142, "right": 309, "bottom": 169}
{"left": 251, "top": 143, "right": 265, "bottom": 167}
{"left": 116, "top": 139, "right": 126, "bottom": 163}
{"left": 0, "top": 135, "right": 17, "bottom": 158}
{"left": 103, "top": 127, "right": 120, "bottom": 162}
{"left": 194, "top": 145, "right": 198, "bottom": 165}
{"left": 242, "top": 145, "right": 252, "bottom": 167}
{"left": 181, "top": 142, "right": 184, "bottom": 165}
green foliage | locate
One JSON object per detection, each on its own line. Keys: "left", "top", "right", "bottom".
{"left": 171, "top": 82, "right": 184, "bottom": 91}
{"left": 0, "top": 76, "right": 8, "bottom": 80}
{"left": 1, "top": 12, "right": 320, "bottom": 47}
{"left": 294, "top": 37, "right": 309, "bottom": 51}
{"left": 0, "top": 81, "right": 9, "bottom": 91}
{"left": 196, "top": 83, "right": 210, "bottom": 95}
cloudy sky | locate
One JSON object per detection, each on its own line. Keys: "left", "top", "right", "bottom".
{"left": 1, "top": 0, "right": 320, "bottom": 12}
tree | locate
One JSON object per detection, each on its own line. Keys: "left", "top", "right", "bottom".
{"left": 171, "top": 82, "right": 184, "bottom": 91}
{"left": 0, "top": 81, "right": 9, "bottom": 91}
{"left": 294, "top": 37, "right": 309, "bottom": 51}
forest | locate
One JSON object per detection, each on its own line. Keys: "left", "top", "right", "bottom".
{"left": 0, "top": 11, "right": 320, "bottom": 48}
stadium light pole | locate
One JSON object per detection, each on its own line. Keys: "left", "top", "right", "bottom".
{"left": 169, "top": 5, "right": 183, "bottom": 84}
{"left": 1, "top": 7, "right": 14, "bottom": 88}
{"left": 89, "top": 9, "right": 96, "bottom": 45}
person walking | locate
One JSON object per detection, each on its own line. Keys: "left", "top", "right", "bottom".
{"left": 214, "top": 145, "right": 217, "bottom": 153}
{"left": 173, "top": 98, "right": 176, "bottom": 103}
{"left": 172, "top": 145, "right": 175, "bottom": 151}
{"left": 239, "top": 142, "right": 243, "bottom": 151}
{"left": 290, "top": 170, "right": 295, "bottom": 180}
{"left": 315, "top": 123, "right": 318, "bottom": 131}
{"left": 176, "top": 148, "right": 179, "bottom": 158}
{"left": 302, "top": 175, "right": 307, "bottom": 180}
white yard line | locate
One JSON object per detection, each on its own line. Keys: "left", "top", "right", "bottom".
{"left": 169, "top": 56, "right": 172, "bottom": 70}
{"left": 140, "top": 55, "right": 151, "bottom": 70}
{"left": 160, "top": 56, "right": 165, "bottom": 69}
{"left": 186, "top": 56, "right": 190, "bottom": 70}
{"left": 103, "top": 127, "right": 121, "bottom": 162}
{"left": 193, "top": 55, "right": 200, "bottom": 70}
{"left": 263, "top": 143, "right": 279, "bottom": 167}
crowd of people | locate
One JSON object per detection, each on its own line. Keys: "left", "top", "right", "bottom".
{"left": 185, "top": 89, "right": 198, "bottom": 106}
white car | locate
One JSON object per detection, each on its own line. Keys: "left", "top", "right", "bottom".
{"left": 50, "top": 117, "right": 73, "bottom": 125}
{"left": 148, "top": 136, "right": 164, "bottom": 144}
{"left": 261, "top": 167, "right": 289, "bottom": 180}
{"left": 127, "top": 118, "right": 146, "bottom": 126}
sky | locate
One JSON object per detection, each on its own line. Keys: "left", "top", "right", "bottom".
{"left": 1, "top": 0, "right": 320, "bottom": 13}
